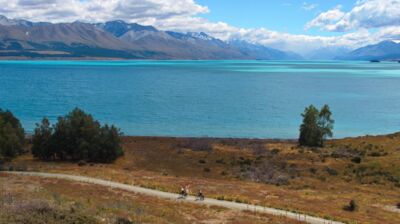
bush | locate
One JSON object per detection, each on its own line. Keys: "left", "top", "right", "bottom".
{"left": 203, "top": 167, "right": 210, "bottom": 172}
{"left": 351, "top": 156, "right": 362, "bottom": 164}
{"left": 325, "top": 167, "right": 338, "bottom": 176}
{"left": 0, "top": 109, "right": 25, "bottom": 159}
{"left": 215, "top": 159, "right": 225, "bottom": 164}
{"left": 309, "top": 167, "right": 317, "bottom": 174}
{"left": 344, "top": 199, "right": 358, "bottom": 212}
{"left": 397, "top": 202, "right": 400, "bottom": 209}
{"left": 32, "top": 108, "right": 123, "bottom": 163}
{"left": 115, "top": 217, "right": 133, "bottom": 224}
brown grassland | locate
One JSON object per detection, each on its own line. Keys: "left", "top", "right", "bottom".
{"left": 2, "top": 133, "right": 400, "bottom": 223}
{"left": 0, "top": 174, "right": 299, "bottom": 224}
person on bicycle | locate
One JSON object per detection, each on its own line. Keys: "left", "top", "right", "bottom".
{"left": 197, "top": 189, "right": 204, "bottom": 201}
{"left": 180, "top": 187, "right": 186, "bottom": 197}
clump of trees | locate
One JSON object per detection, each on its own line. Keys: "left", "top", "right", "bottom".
{"left": 0, "top": 109, "right": 25, "bottom": 160}
{"left": 32, "top": 108, "right": 123, "bottom": 163}
{"left": 299, "top": 104, "right": 334, "bottom": 147}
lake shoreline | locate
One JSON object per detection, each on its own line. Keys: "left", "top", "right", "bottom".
{"left": 24, "top": 133, "right": 400, "bottom": 143}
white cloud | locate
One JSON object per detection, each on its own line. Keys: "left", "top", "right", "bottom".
{"left": 305, "top": 5, "right": 345, "bottom": 31}
{"left": 0, "top": 0, "right": 209, "bottom": 23}
{"left": 302, "top": 2, "right": 318, "bottom": 11}
{"left": 307, "top": 0, "right": 400, "bottom": 32}
{"left": 0, "top": 0, "right": 398, "bottom": 55}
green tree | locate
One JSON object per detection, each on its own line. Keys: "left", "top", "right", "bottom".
{"left": 32, "top": 108, "right": 123, "bottom": 163}
{"left": 318, "top": 104, "right": 334, "bottom": 146}
{"left": 0, "top": 110, "right": 25, "bottom": 158}
{"left": 32, "top": 118, "right": 54, "bottom": 160}
{"left": 299, "top": 104, "right": 334, "bottom": 147}
{"left": 99, "top": 125, "right": 123, "bottom": 162}
{"left": 299, "top": 105, "right": 321, "bottom": 147}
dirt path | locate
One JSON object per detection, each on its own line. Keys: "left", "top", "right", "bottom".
{"left": 3, "top": 171, "right": 343, "bottom": 224}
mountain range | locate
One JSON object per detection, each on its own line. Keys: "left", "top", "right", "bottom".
{"left": 337, "top": 40, "right": 400, "bottom": 61}
{"left": 1, "top": 15, "right": 400, "bottom": 61}
{"left": 0, "top": 15, "right": 301, "bottom": 60}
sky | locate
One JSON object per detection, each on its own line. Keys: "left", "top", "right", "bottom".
{"left": 196, "top": 0, "right": 353, "bottom": 36}
{"left": 1, "top": 0, "right": 400, "bottom": 54}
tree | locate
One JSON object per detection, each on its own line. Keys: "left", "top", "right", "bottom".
{"left": 299, "top": 104, "right": 334, "bottom": 147}
{"left": 299, "top": 105, "right": 321, "bottom": 147}
{"left": 318, "top": 104, "right": 334, "bottom": 146}
{"left": 32, "top": 118, "right": 54, "bottom": 160}
{"left": 0, "top": 109, "right": 25, "bottom": 158}
{"left": 32, "top": 108, "right": 123, "bottom": 163}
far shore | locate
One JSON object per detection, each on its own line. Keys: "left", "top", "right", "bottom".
{"left": 24, "top": 132, "right": 400, "bottom": 143}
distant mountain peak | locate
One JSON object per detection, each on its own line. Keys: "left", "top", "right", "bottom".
{"left": 97, "top": 20, "right": 158, "bottom": 37}
{"left": 186, "top": 32, "right": 215, "bottom": 41}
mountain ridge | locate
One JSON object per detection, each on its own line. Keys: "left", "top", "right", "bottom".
{"left": 0, "top": 15, "right": 300, "bottom": 60}
{"left": 337, "top": 40, "right": 400, "bottom": 61}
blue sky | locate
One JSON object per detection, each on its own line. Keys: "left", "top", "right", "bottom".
{"left": 196, "top": 0, "right": 353, "bottom": 36}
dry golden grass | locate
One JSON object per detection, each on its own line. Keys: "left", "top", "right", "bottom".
{"left": 0, "top": 174, "right": 300, "bottom": 224}
{"left": 4, "top": 134, "right": 400, "bottom": 223}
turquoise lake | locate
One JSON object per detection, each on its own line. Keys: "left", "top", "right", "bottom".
{"left": 1, "top": 60, "right": 400, "bottom": 138}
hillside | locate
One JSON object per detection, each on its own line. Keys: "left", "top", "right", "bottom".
{"left": 0, "top": 15, "right": 300, "bottom": 60}
{"left": 337, "top": 41, "right": 400, "bottom": 61}
{"left": 1, "top": 174, "right": 300, "bottom": 224}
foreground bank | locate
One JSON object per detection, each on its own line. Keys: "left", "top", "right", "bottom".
{"left": 2, "top": 134, "right": 400, "bottom": 223}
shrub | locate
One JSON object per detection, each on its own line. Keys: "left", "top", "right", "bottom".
{"left": 344, "top": 199, "right": 358, "bottom": 212}
{"left": 32, "top": 108, "right": 123, "bottom": 163}
{"left": 77, "top": 160, "right": 87, "bottom": 166}
{"left": 115, "top": 217, "right": 133, "bottom": 224}
{"left": 215, "top": 159, "right": 225, "bottom": 164}
{"left": 198, "top": 159, "right": 206, "bottom": 164}
{"left": 203, "top": 167, "right": 210, "bottom": 172}
{"left": 0, "top": 109, "right": 25, "bottom": 159}
{"left": 351, "top": 156, "right": 362, "bottom": 164}
{"left": 326, "top": 167, "right": 338, "bottom": 176}
{"left": 299, "top": 105, "right": 334, "bottom": 147}
{"left": 396, "top": 202, "right": 400, "bottom": 209}
{"left": 309, "top": 167, "right": 317, "bottom": 174}
{"left": 271, "top": 148, "right": 280, "bottom": 155}
{"left": 368, "top": 151, "right": 387, "bottom": 157}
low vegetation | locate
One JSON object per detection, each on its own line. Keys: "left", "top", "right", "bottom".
{"left": 343, "top": 200, "right": 358, "bottom": 212}
{"left": 32, "top": 108, "right": 123, "bottom": 163}
{"left": 1, "top": 174, "right": 299, "bottom": 224}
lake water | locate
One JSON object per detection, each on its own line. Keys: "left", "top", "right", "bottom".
{"left": 1, "top": 60, "right": 400, "bottom": 138}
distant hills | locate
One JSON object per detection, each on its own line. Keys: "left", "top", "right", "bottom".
{"left": 2, "top": 15, "right": 400, "bottom": 61}
{"left": 0, "top": 15, "right": 301, "bottom": 60}
{"left": 337, "top": 40, "right": 400, "bottom": 61}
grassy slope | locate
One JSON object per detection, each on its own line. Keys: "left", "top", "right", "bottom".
{"left": 4, "top": 134, "right": 400, "bottom": 223}
{"left": 0, "top": 174, "right": 300, "bottom": 224}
